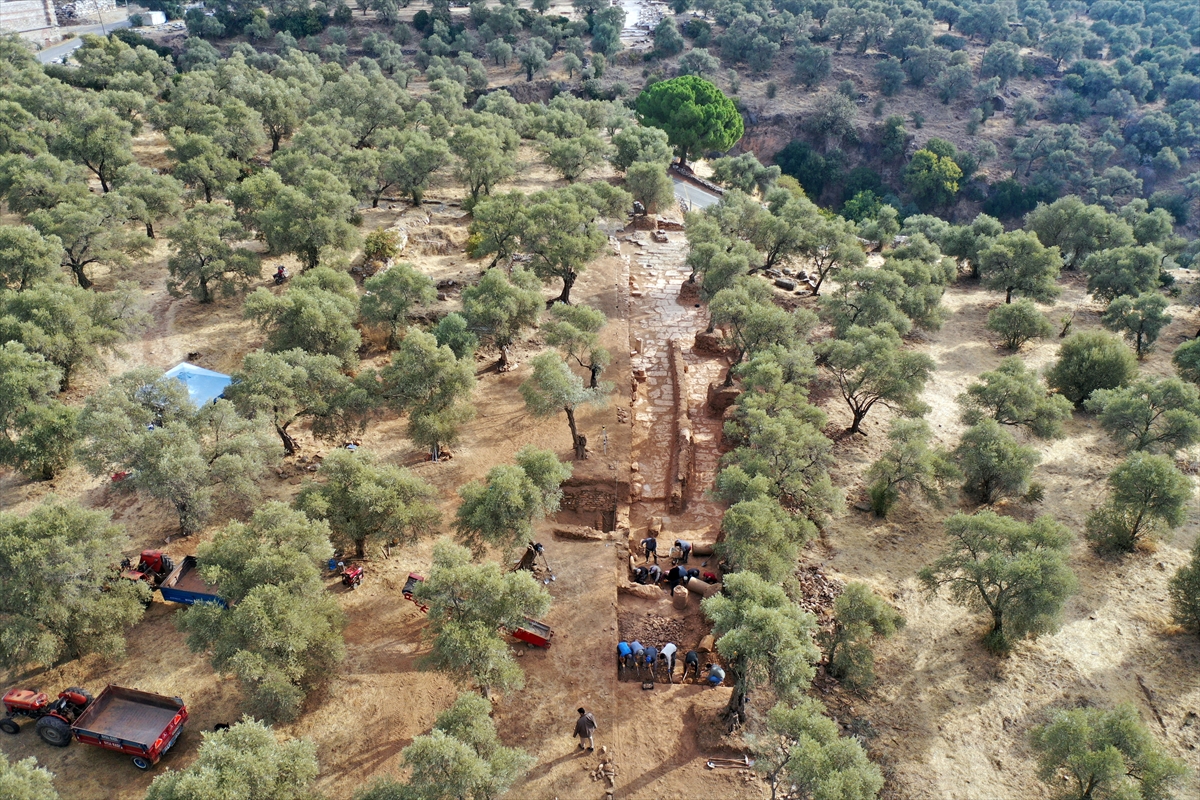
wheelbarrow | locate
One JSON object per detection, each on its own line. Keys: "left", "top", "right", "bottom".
{"left": 402, "top": 573, "right": 428, "bottom": 612}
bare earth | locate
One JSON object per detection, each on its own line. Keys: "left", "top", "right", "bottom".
{"left": 1, "top": 127, "right": 1198, "bottom": 800}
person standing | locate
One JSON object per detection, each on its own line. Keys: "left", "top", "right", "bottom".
{"left": 641, "top": 535, "right": 658, "bottom": 563}
{"left": 573, "top": 708, "right": 596, "bottom": 751}
{"left": 675, "top": 539, "right": 692, "bottom": 564}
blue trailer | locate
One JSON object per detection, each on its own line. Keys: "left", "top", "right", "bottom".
{"left": 158, "top": 556, "right": 225, "bottom": 607}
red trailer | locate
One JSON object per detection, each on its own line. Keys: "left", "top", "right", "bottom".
{"left": 67, "top": 685, "right": 187, "bottom": 770}
{"left": 511, "top": 618, "right": 554, "bottom": 648}
{"left": 402, "top": 572, "right": 552, "bottom": 648}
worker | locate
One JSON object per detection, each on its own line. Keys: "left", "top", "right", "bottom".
{"left": 702, "top": 571, "right": 719, "bottom": 583}
{"left": 632, "top": 566, "right": 649, "bottom": 584}
{"left": 665, "top": 564, "right": 688, "bottom": 590}
{"left": 675, "top": 540, "right": 692, "bottom": 564}
{"left": 659, "top": 642, "right": 678, "bottom": 682}
{"left": 643, "top": 645, "right": 658, "bottom": 673}
{"left": 629, "top": 641, "right": 645, "bottom": 674}
{"left": 686, "top": 568, "right": 701, "bottom": 581}
{"left": 704, "top": 663, "right": 726, "bottom": 686}
{"left": 641, "top": 535, "right": 658, "bottom": 563}
{"left": 646, "top": 564, "right": 662, "bottom": 584}
{"left": 573, "top": 707, "right": 596, "bottom": 752}
{"left": 617, "top": 641, "right": 633, "bottom": 671}
{"left": 681, "top": 650, "right": 701, "bottom": 682}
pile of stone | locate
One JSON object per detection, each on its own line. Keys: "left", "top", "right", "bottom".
{"left": 589, "top": 747, "right": 618, "bottom": 790}
{"left": 794, "top": 564, "right": 844, "bottom": 625}
{"left": 618, "top": 612, "right": 686, "bottom": 646}
{"left": 55, "top": 0, "right": 116, "bottom": 22}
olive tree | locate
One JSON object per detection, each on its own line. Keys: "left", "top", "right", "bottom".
{"left": 953, "top": 419, "right": 1040, "bottom": 505}
{"left": 1083, "top": 246, "right": 1162, "bottom": 303}
{"left": 959, "top": 357, "right": 1073, "bottom": 439}
{"left": 750, "top": 700, "right": 884, "bottom": 800}
{"left": 920, "top": 510, "right": 1077, "bottom": 652}
{"left": 543, "top": 304, "right": 611, "bottom": 388}
{"left": 0, "top": 498, "right": 147, "bottom": 669}
{"left": 1101, "top": 292, "right": 1171, "bottom": 359}
{"left": 865, "top": 419, "right": 958, "bottom": 517}
{"left": 821, "top": 582, "right": 904, "bottom": 690}
{"left": 165, "top": 203, "right": 260, "bottom": 303}
{"left": 0, "top": 342, "right": 75, "bottom": 481}
{"left": 146, "top": 719, "right": 322, "bottom": 800}
{"left": 243, "top": 267, "right": 362, "bottom": 366}
{"left": 1086, "top": 378, "right": 1200, "bottom": 454}
{"left": 359, "top": 693, "right": 534, "bottom": 800}
{"left": 455, "top": 447, "right": 571, "bottom": 555}
{"left": 986, "top": 300, "right": 1054, "bottom": 350}
{"left": 1046, "top": 331, "right": 1137, "bottom": 407}
{"left": 461, "top": 267, "right": 543, "bottom": 371}
{"left": 359, "top": 262, "right": 437, "bottom": 349}
{"left": 81, "top": 369, "right": 279, "bottom": 535}
{"left": 1030, "top": 705, "right": 1188, "bottom": 800}
{"left": 0, "top": 753, "right": 58, "bottom": 800}
{"left": 701, "top": 571, "right": 820, "bottom": 727}
{"left": 817, "top": 325, "right": 934, "bottom": 435}
{"left": 227, "top": 348, "right": 372, "bottom": 456}
{"left": 414, "top": 540, "right": 552, "bottom": 697}
{"left": 978, "top": 230, "right": 1062, "bottom": 304}
{"left": 0, "top": 282, "right": 146, "bottom": 389}
{"left": 521, "top": 352, "right": 609, "bottom": 460}
{"left": 0, "top": 224, "right": 62, "bottom": 292}
{"left": 296, "top": 449, "right": 440, "bottom": 559}
{"left": 1085, "top": 453, "right": 1191, "bottom": 553}
{"left": 377, "top": 328, "right": 476, "bottom": 461}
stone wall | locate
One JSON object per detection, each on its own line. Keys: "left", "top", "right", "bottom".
{"left": 0, "top": 0, "right": 57, "bottom": 33}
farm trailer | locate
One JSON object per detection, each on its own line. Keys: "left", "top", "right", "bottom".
{"left": 3, "top": 684, "right": 188, "bottom": 770}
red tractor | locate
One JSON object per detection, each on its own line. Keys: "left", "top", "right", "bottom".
{"left": 341, "top": 563, "right": 364, "bottom": 590}
{"left": 1, "top": 687, "right": 93, "bottom": 742}
{"left": 120, "top": 550, "right": 176, "bottom": 588}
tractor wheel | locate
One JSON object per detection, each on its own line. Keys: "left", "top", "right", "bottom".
{"left": 131, "top": 756, "right": 151, "bottom": 770}
{"left": 36, "top": 716, "right": 72, "bottom": 747}
{"left": 0, "top": 718, "right": 20, "bottom": 735}
{"left": 65, "top": 687, "right": 93, "bottom": 705}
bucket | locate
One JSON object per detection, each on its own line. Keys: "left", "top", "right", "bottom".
{"left": 672, "top": 585, "right": 688, "bottom": 610}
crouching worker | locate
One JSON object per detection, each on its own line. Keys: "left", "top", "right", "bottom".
{"left": 617, "top": 641, "right": 633, "bottom": 674}
{"left": 704, "top": 663, "right": 726, "bottom": 686}
{"left": 658, "top": 642, "right": 677, "bottom": 683}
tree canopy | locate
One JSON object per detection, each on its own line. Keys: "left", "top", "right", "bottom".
{"left": 634, "top": 76, "right": 743, "bottom": 166}
{"left": 0, "top": 498, "right": 146, "bottom": 669}
{"left": 921, "top": 510, "right": 1077, "bottom": 652}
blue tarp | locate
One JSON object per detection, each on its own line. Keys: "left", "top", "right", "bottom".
{"left": 163, "top": 362, "right": 232, "bottom": 406}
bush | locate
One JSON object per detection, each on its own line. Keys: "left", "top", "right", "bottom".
{"left": 1046, "top": 331, "right": 1138, "bottom": 407}
{"left": 822, "top": 582, "right": 904, "bottom": 688}
{"left": 363, "top": 229, "right": 401, "bottom": 263}
{"left": 1170, "top": 538, "right": 1200, "bottom": 635}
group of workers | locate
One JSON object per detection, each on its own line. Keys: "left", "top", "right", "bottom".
{"left": 616, "top": 640, "right": 725, "bottom": 686}
{"left": 639, "top": 535, "right": 691, "bottom": 565}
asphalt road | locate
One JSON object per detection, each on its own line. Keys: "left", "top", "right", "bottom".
{"left": 672, "top": 178, "right": 722, "bottom": 211}
{"left": 36, "top": 18, "right": 131, "bottom": 64}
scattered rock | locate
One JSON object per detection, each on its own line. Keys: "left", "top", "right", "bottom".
{"left": 693, "top": 330, "right": 728, "bottom": 355}
{"left": 774, "top": 278, "right": 797, "bottom": 291}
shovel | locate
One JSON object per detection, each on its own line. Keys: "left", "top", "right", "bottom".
{"left": 539, "top": 551, "right": 557, "bottom": 583}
